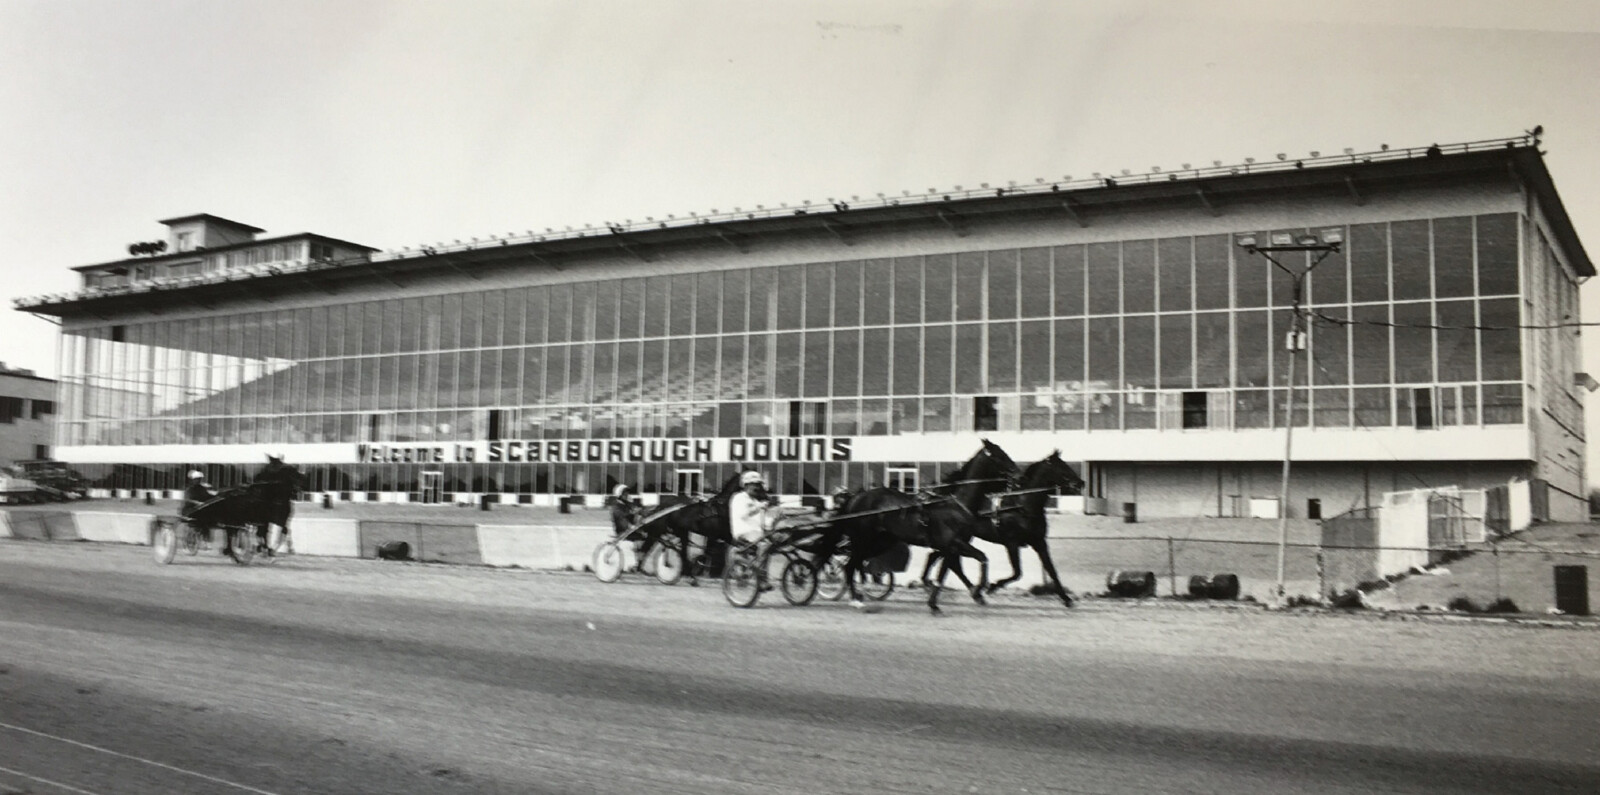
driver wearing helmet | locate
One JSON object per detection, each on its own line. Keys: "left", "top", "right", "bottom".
{"left": 728, "top": 470, "right": 779, "bottom": 555}
{"left": 182, "top": 470, "right": 218, "bottom": 549}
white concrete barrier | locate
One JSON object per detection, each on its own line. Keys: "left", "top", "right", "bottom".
{"left": 476, "top": 525, "right": 612, "bottom": 570}
{"left": 0, "top": 512, "right": 11, "bottom": 538}
{"left": 291, "top": 518, "right": 361, "bottom": 558}
{"left": 477, "top": 525, "right": 562, "bottom": 569}
{"left": 75, "top": 512, "right": 155, "bottom": 545}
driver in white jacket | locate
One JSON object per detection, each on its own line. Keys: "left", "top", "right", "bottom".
{"left": 727, "top": 470, "right": 778, "bottom": 550}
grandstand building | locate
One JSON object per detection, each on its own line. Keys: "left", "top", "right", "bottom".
{"left": 13, "top": 135, "right": 1593, "bottom": 520}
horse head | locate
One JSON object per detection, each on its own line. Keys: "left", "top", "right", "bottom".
{"left": 1035, "top": 451, "right": 1085, "bottom": 495}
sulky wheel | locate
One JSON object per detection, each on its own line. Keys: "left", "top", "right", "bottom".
{"left": 780, "top": 557, "right": 819, "bottom": 607}
{"left": 816, "top": 556, "right": 848, "bottom": 601}
{"left": 592, "top": 541, "right": 625, "bottom": 583}
{"left": 859, "top": 569, "right": 895, "bottom": 601}
{"left": 652, "top": 544, "right": 684, "bottom": 585}
{"left": 226, "top": 527, "right": 255, "bottom": 566}
{"left": 151, "top": 519, "right": 179, "bottom": 565}
{"left": 721, "top": 556, "right": 762, "bottom": 608}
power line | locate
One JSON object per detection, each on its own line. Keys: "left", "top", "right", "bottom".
{"left": 1307, "top": 310, "right": 1584, "bottom": 333}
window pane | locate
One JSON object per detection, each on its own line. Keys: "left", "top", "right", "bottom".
{"left": 696, "top": 272, "right": 721, "bottom": 335}
{"left": 987, "top": 322, "right": 1017, "bottom": 391}
{"left": 1234, "top": 310, "right": 1270, "bottom": 387}
{"left": 1087, "top": 317, "right": 1119, "bottom": 387}
{"left": 669, "top": 274, "right": 695, "bottom": 336}
{"left": 1019, "top": 248, "right": 1051, "bottom": 318}
{"left": 748, "top": 269, "right": 774, "bottom": 332}
{"left": 861, "top": 259, "right": 891, "bottom": 326}
{"left": 1393, "top": 302, "right": 1433, "bottom": 383}
{"left": 1436, "top": 300, "right": 1478, "bottom": 382}
{"left": 1354, "top": 387, "right": 1392, "bottom": 427}
{"left": 1391, "top": 220, "right": 1431, "bottom": 301}
{"left": 616, "top": 281, "right": 642, "bottom": 340}
{"left": 923, "top": 325, "right": 952, "bottom": 395}
{"left": 1235, "top": 232, "right": 1270, "bottom": 309}
{"left": 1122, "top": 240, "right": 1154, "bottom": 313}
{"left": 888, "top": 257, "right": 921, "bottom": 325}
{"left": 1349, "top": 223, "right": 1389, "bottom": 302}
{"left": 1477, "top": 213, "right": 1519, "bottom": 296}
{"left": 774, "top": 267, "right": 803, "bottom": 331}
{"left": 1054, "top": 319, "right": 1084, "bottom": 384}
{"left": 1053, "top": 245, "right": 1085, "bottom": 317}
{"left": 1086, "top": 243, "right": 1120, "bottom": 315}
{"left": 1311, "top": 308, "right": 1349, "bottom": 386}
{"left": 570, "top": 282, "right": 594, "bottom": 342}
{"left": 1158, "top": 237, "right": 1192, "bottom": 312}
{"left": 666, "top": 338, "right": 691, "bottom": 401}
{"left": 1433, "top": 217, "right": 1474, "bottom": 299}
{"left": 803, "top": 331, "right": 830, "bottom": 398}
{"left": 1309, "top": 230, "right": 1349, "bottom": 306}
{"left": 892, "top": 327, "right": 921, "bottom": 396}
{"left": 1123, "top": 315, "right": 1155, "bottom": 388}
{"left": 593, "top": 281, "right": 619, "bottom": 341}
{"left": 643, "top": 276, "right": 669, "bottom": 337}
{"left": 458, "top": 293, "right": 482, "bottom": 349}
{"left": 640, "top": 340, "right": 665, "bottom": 401}
{"left": 546, "top": 285, "right": 570, "bottom": 343}
{"left": 746, "top": 334, "right": 771, "bottom": 398}
{"left": 831, "top": 329, "right": 858, "bottom": 396}
{"left": 1194, "top": 235, "right": 1230, "bottom": 311}
{"left": 833, "top": 261, "right": 860, "bottom": 327}
{"left": 988, "top": 250, "right": 1018, "bottom": 320}
{"left": 1351, "top": 305, "right": 1391, "bottom": 384}
{"left": 525, "top": 287, "right": 549, "bottom": 345}
{"left": 1158, "top": 313, "right": 1192, "bottom": 389}
{"left": 861, "top": 328, "right": 889, "bottom": 395}
{"left": 924, "top": 254, "right": 953, "bottom": 323}
{"left": 1019, "top": 320, "right": 1051, "bottom": 391}
{"left": 954, "top": 324, "right": 983, "bottom": 393}
{"left": 1482, "top": 383, "right": 1522, "bottom": 424}
{"left": 721, "top": 270, "right": 748, "bottom": 333}
{"left": 955, "top": 253, "right": 985, "bottom": 321}
{"left": 1480, "top": 298, "right": 1520, "bottom": 380}
{"left": 1313, "top": 387, "right": 1349, "bottom": 428}
{"left": 720, "top": 335, "right": 746, "bottom": 400}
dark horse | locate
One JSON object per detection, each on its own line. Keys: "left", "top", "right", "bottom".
{"left": 924, "top": 451, "right": 1085, "bottom": 606}
{"left": 187, "top": 464, "right": 302, "bottom": 562}
{"left": 630, "top": 473, "right": 741, "bottom": 584}
{"left": 825, "top": 440, "right": 1021, "bottom": 613}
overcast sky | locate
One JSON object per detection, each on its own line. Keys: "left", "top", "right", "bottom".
{"left": 3, "top": 0, "right": 1599, "bottom": 470}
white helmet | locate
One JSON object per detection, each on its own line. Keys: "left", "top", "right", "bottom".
{"left": 187, "top": 470, "right": 204, "bottom": 480}
{"left": 613, "top": 484, "right": 631, "bottom": 498}
{"left": 740, "top": 470, "right": 764, "bottom": 487}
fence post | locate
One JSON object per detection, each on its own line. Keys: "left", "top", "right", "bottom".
{"left": 1166, "top": 537, "right": 1176, "bottom": 597}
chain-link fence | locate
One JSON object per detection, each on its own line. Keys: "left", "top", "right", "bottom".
{"left": 1007, "top": 531, "right": 1600, "bottom": 614}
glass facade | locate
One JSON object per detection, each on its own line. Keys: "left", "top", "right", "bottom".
{"left": 58, "top": 213, "right": 1532, "bottom": 494}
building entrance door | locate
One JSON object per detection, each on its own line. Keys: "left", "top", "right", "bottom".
{"left": 675, "top": 469, "right": 703, "bottom": 497}
{"left": 420, "top": 470, "right": 443, "bottom": 504}
{"left": 886, "top": 466, "right": 918, "bottom": 493}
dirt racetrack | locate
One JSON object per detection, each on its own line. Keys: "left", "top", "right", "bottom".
{"left": 3, "top": 537, "right": 1599, "bottom": 794}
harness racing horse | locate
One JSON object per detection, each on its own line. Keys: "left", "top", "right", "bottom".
{"left": 249, "top": 461, "right": 304, "bottom": 554}
{"left": 827, "top": 440, "right": 1021, "bottom": 613}
{"left": 186, "top": 468, "right": 302, "bottom": 563}
{"left": 926, "top": 451, "right": 1085, "bottom": 606}
{"left": 630, "top": 473, "right": 741, "bottom": 585}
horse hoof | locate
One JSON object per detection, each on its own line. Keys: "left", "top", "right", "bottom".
{"left": 971, "top": 590, "right": 987, "bottom": 605}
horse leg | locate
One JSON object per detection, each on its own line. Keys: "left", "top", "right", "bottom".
{"left": 846, "top": 550, "right": 868, "bottom": 608}
{"left": 928, "top": 555, "right": 949, "bottom": 614}
{"left": 944, "top": 539, "right": 989, "bottom": 605}
{"left": 1032, "top": 539, "right": 1074, "bottom": 607}
{"left": 986, "top": 545, "right": 1024, "bottom": 594}
{"left": 919, "top": 552, "right": 941, "bottom": 590}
